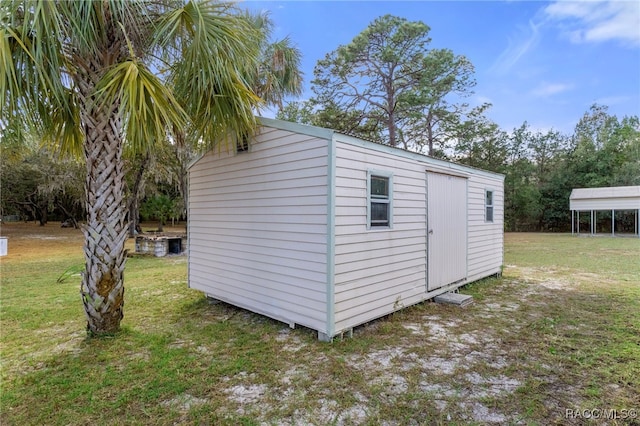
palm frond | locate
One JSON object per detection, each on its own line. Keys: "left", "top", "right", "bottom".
{"left": 154, "top": 0, "right": 262, "bottom": 149}
{"left": 60, "top": 0, "right": 152, "bottom": 60}
{"left": 257, "top": 36, "right": 303, "bottom": 110}
{"left": 57, "top": 263, "right": 84, "bottom": 284}
{"left": 43, "top": 87, "right": 83, "bottom": 156}
{"left": 240, "top": 8, "right": 273, "bottom": 47}
{"left": 94, "top": 59, "right": 187, "bottom": 153}
{"left": 0, "top": 0, "right": 79, "bottom": 151}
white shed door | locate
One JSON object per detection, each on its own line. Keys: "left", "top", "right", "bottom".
{"left": 427, "top": 172, "right": 467, "bottom": 291}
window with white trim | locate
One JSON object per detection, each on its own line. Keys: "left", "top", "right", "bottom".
{"left": 485, "top": 190, "right": 494, "bottom": 222}
{"left": 369, "top": 172, "right": 392, "bottom": 228}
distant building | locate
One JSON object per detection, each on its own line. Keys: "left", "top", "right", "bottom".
{"left": 570, "top": 186, "right": 640, "bottom": 237}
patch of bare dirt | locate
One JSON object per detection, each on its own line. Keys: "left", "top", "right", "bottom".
{"left": 216, "top": 272, "right": 597, "bottom": 424}
{"left": 161, "top": 393, "right": 209, "bottom": 411}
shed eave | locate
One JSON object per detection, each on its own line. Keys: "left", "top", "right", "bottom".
{"left": 187, "top": 152, "right": 206, "bottom": 170}
{"left": 258, "top": 116, "right": 335, "bottom": 141}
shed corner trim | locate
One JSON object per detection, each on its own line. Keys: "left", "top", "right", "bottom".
{"left": 325, "top": 132, "right": 337, "bottom": 339}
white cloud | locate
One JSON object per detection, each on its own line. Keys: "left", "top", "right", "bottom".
{"left": 490, "top": 19, "right": 543, "bottom": 74}
{"left": 531, "top": 82, "right": 574, "bottom": 97}
{"left": 544, "top": 1, "right": 640, "bottom": 46}
{"left": 490, "top": 1, "right": 639, "bottom": 74}
{"left": 593, "top": 94, "right": 632, "bottom": 106}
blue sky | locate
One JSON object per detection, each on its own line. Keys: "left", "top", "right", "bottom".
{"left": 242, "top": 0, "right": 640, "bottom": 135}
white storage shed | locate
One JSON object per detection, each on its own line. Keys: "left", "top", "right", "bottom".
{"left": 570, "top": 186, "right": 640, "bottom": 237}
{"left": 188, "top": 118, "right": 504, "bottom": 341}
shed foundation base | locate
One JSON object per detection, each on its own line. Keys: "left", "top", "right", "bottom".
{"left": 434, "top": 292, "right": 474, "bottom": 307}
{"left": 318, "top": 332, "right": 332, "bottom": 342}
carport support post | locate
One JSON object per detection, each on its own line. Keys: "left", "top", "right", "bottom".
{"left": 571, "top": 210, "right": 574, "bottom": 235}
{"left": 612, "top": 209, "right": 615, "bottom": 236}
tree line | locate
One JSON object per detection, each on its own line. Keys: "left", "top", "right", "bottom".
{"left": 277, "top": 15, "right": 640, "bottom": 232}
{"left": 3, "top": 12, "right": 638, "bottom": 234}
{"left": 5, "top": 101, "right": 638, "bottom": 233}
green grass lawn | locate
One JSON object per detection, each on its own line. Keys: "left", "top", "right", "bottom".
{"left": 1, "top": 225, "right": 639, "bottom": 425}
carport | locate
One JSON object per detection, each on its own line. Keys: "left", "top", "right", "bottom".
{"left": 570, "top": 186, "right": 640, "bottom": 237}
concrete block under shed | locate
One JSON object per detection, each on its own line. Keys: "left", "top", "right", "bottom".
{"left": 434, "top": 292, "right": 474, "bottom": 307}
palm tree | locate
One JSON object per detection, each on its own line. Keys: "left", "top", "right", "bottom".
{"left": 155, "top": 12, "right": 303, "bottom": 236}
{"left": 1, "top": 0, "right": 262, "bottom": 335}
{"left": 122, "top": 10, "right": 304, "bottom": 240}
{"left": 246, "top": 11, "right": 303, "bottom": 113}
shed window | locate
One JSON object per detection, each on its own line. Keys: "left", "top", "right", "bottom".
{"left": 485, "top": 190, "right": 494, "bottom": 222}
{"left": 369, "top": 174, "right": 392, "bottom": 228}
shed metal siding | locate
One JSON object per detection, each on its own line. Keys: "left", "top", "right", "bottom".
{"left": 330, "top": 138, "right": 503, "bottom": 334}
{"left": 188, "top": 118, "right": 504, "bottom": 339}
{"left": 332, "top": 140, "right": 427, "bottom": 333}
{"left": 188, "top": 127, "right": 330, "bottom": 332}
{"left": 466, "top": 174, "right": 504, "bottom": 282}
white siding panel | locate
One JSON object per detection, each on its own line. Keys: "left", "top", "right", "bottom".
{"left": 189, "top": 224, "right": 327, "bottom": 245}
{"left": 189, "top": 263, "right": 326, "bottom": 300}
{"left": 189, "top": 187, "right": 327, "bottom": 202}
{"left": 189, "top": 271, "right": 325, "bottom": 324}
{"left": 334, "top": 243, "right": 424, "bottom": 268}
{"left": 189, "top": 241, "right": 326, "bottom": 272}
{"left": 334, "top": 274, "right": 425, "bottom": 317}
{"left": 189, "top": 226, "right": 326, "bottom": 250}
{"left": 335, "top": 294, "right": 426, "bottom": 333}
{"left": 335, "top": 255, "right": 425, "bottom": 282}
{"left": 190, "top": 158, "right": 326, "bottom": 193}
{"left": 335, "top": 270, "right": 426, "bottom": 298}
{"left": 188, "top": 126, "right": 329, "bottom": 333}
{"left": 333, "top": 141, "right": 427, "bottom": 332}
{"left": 466, "top": 174, "right": 504, "bottom": 282}
{"left": 189, "top": 220, "right": 327, "bottom": 235}
{"left": 335, "top": 235, "right": 425, "bottom": 254}
{"left": 334, "top": 229, "right": 425, "bottom": 246}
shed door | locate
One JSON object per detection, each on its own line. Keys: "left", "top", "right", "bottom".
{"left": 427, "top": 172, "right": 468, "bottom": 291}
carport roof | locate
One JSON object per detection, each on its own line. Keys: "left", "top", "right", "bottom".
{"left": 570, "top": 186, "right": 640, "bottom": 200}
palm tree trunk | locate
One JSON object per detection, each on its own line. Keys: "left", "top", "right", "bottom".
{"left": 78, "top": 72, "right": 128, "bottom": 335}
